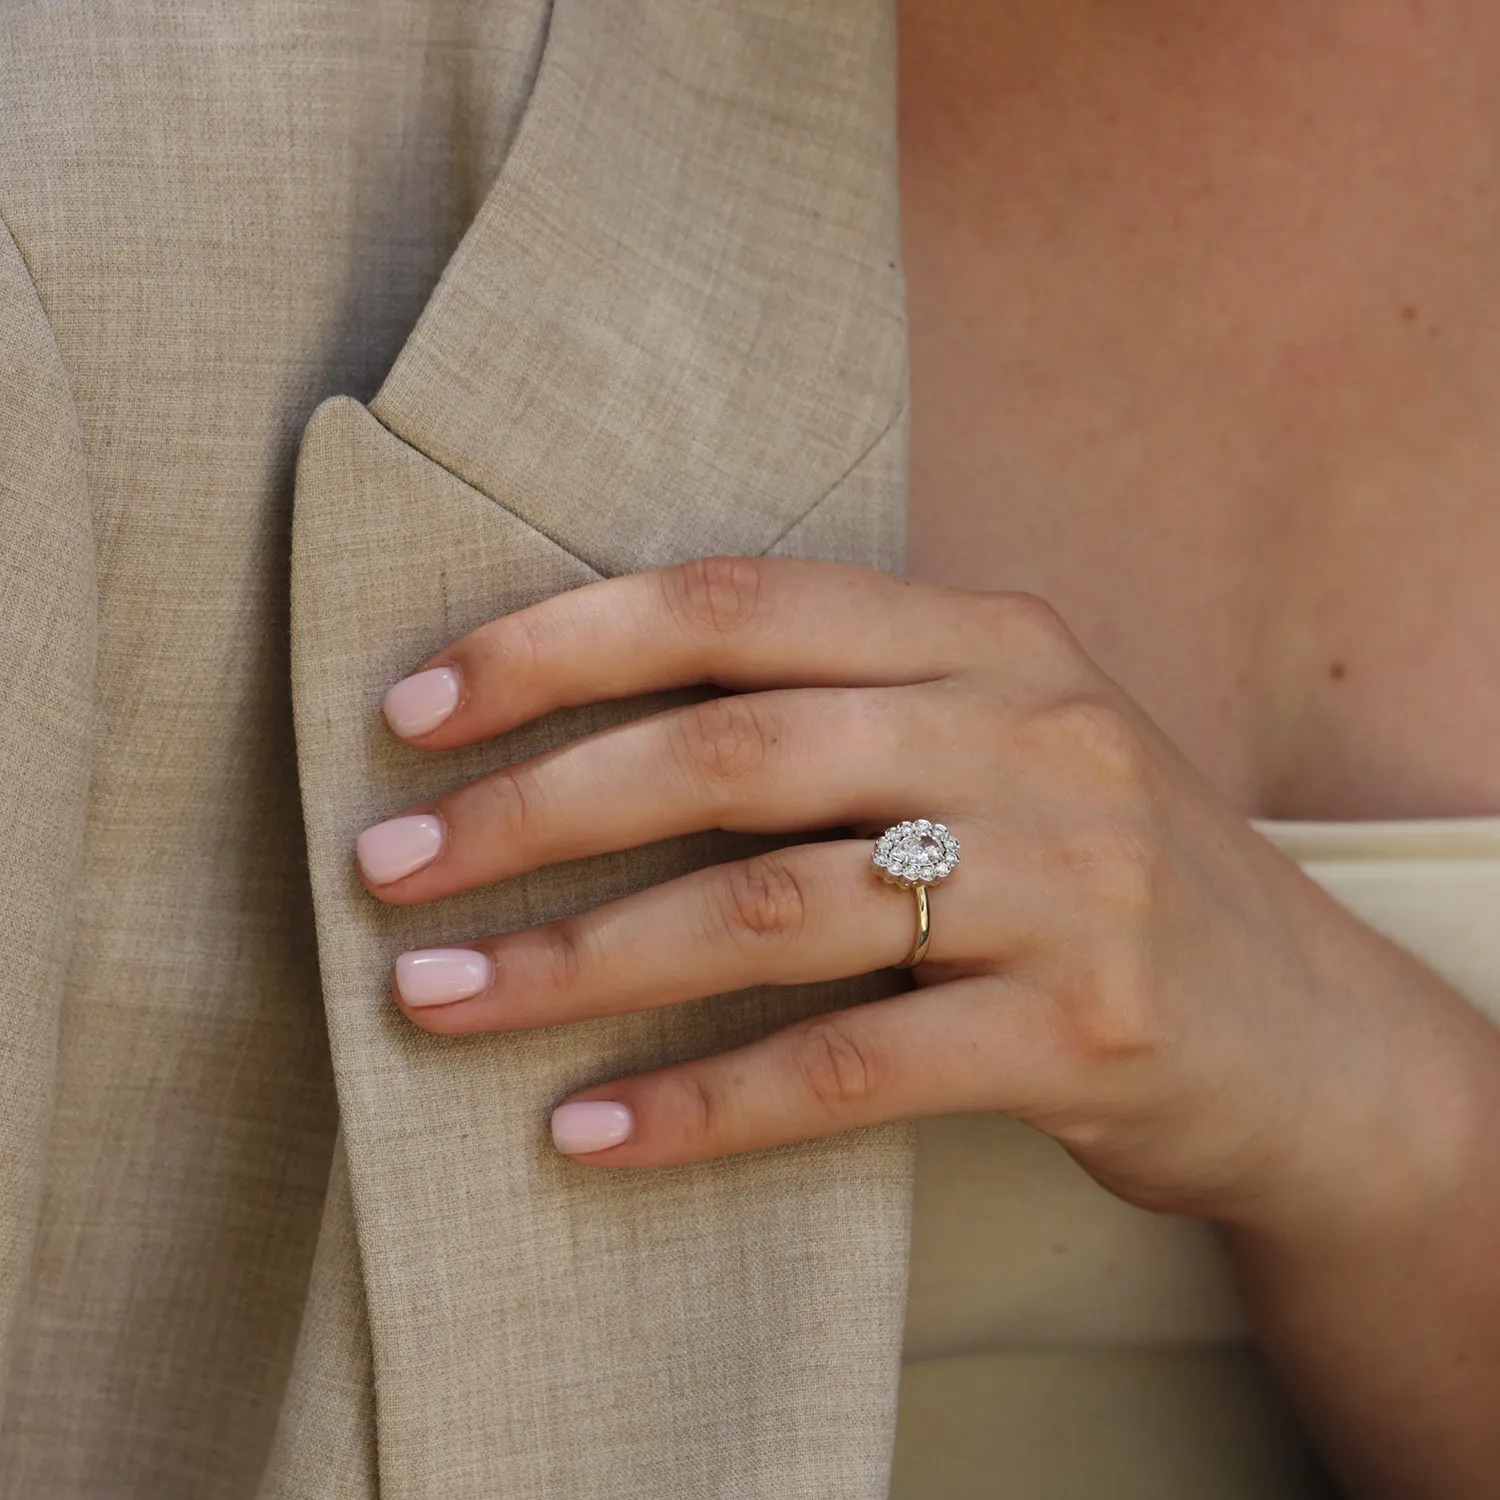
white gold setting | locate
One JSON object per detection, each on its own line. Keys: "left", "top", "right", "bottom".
{"left": 872, "top": 819, "right": 961, "bottom": 888}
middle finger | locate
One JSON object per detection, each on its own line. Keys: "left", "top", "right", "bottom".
{"left": 355, "top": 684, "right": 945, "bottom": 903}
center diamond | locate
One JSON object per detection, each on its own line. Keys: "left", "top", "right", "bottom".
{"left": 900, "top": 832, "right": 944, "bottom": 870}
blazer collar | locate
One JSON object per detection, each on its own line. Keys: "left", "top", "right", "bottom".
{"left": 368, "top": 0, "right": 906, "bottom": 575}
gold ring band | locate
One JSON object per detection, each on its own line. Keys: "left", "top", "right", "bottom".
{"left": 896, "top": 883, "right": 931, "bottom": 968}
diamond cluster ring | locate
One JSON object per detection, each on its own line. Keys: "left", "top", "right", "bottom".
{"left": 872, "top": 819, "right": 961, "bottom": 967}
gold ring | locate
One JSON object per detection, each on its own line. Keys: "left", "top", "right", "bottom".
{"left": 898, "top": 884, "right": 931, "bottom": 968}
{"left": 872, "top": 819, "right": 961, "bottom": 970}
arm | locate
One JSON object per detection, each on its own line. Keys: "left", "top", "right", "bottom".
{"left": 1223, "top": 918, "right": 1500, "bottom": 1500}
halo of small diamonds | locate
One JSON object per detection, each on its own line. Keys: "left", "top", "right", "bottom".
{"left": 872, "top": 819, "right": 961, "bottom": 888}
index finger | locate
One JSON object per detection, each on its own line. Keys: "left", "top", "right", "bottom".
{"left": 379, "top": 555, "right": 985, "bottom": 749}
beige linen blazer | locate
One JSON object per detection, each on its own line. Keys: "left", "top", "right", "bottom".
{"left": 0, "top": 1, "right": 915, "bottom": 1495}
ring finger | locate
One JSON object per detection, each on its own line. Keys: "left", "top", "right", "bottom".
{"left": 391, "top": 831, "right": 1013, "bottom": 1035}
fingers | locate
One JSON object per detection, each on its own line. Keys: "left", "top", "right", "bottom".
{"left": 391, "top": 837, "right": 1019, "bottom": 1037}
{"left": 379, "top": 556, "right": 991, "bottom": 750}
{"left": 357, "top": 685, "right": 935, "bottom": 903}
{"left": 359, "top": 557, "right": 1099, "bottom": 1171}
{"left": 545, "top": 975, "right": 1061, "bottom": 1166}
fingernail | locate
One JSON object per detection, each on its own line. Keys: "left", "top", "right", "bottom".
{"left": 551, "top": 1100, "right": 634, "bottom": 1155}
{"left": 356, "top": 814, "right": 444, "bottom": 885}
{"left": 395, "top": 948, "right": 493, "bottom": 1008}
{"left": 383, "top": 667, "right": 460, "bottom": 738}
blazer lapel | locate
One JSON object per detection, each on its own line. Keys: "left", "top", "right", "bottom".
{"left": 0, "top": 219, "right": 98, "bottom": 1396}
{"left": 369, "top": 0, "right": 908, "bottom": 575}
{"left": 285, "top": 4, "right": 912, "bottom": 1496}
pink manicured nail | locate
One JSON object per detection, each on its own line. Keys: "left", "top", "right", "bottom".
{"left": 395, "top": 948, "right": 493, "bottom": 1008}
{"left": 551, "top": 1101, "right": 634, "bottom": 1155}
{"left": 383, "top": 667, "right": 460, "bottom": 738}
{"left": 356, "top": 814, "right": 444, "bottom": 885}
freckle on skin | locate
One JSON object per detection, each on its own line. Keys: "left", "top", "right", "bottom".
{"left": 1329, "top": 660, "right": 1347, "bottom": 682}
{"left": 1401, "top": 304, "right": 1419, "bottom": 323}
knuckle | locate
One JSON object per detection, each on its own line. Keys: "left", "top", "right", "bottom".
{"left": 988, "top": 589, "right": 1071, "bottom": 647}
{"left": 481, "top": 764, "right": 540, "bottom": 844}
{"left": 462, "top": 601, "right": 551, "bottom": 699}
{"left": 1067, "top": 700, "right": 1150, "bottom": 790}
{"left": 718, "top": 851, "right": 808, "bottom": 948}
{"left": 676, "top": 693, "right": 780, "bottom": 790}
{"left": 662, "top": 555, "right": 766, "bottom": 639}
{"left": 1056, "top": 943, "right": 1162, "bottom": 1066}
{"left": 535, "top": 917, "right": 586, "bottom": 997}
{"left": 661, "top": 1069, "right": 717, "bottom": 1143}
{"left": 495, "top": 603, "right": 548, "bottom": 679}
{"left": 788, "top": 1014, "right": 885, "bottom": 1119}
{"left": 1024, "top": 698, "right": 1153, "bottom": 803}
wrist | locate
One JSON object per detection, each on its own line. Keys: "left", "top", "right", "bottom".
{"left": 1221, "top": 915, "right": 1500, "bottom": 1259}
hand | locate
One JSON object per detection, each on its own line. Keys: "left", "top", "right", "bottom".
{"left": 354, "top": 556, "right": 1477, "bottom": 1233}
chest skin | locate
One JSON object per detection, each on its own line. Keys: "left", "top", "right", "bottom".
{"left": 897, "top": 0, "right": 1500, "bottom": 820}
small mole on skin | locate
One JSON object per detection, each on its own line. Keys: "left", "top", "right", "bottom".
{"left": 1401, "top": 305, "right": 1419, "bottom": 323}
{"left": 1329, "top": 660, "right": 1348, "bottom": 682}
